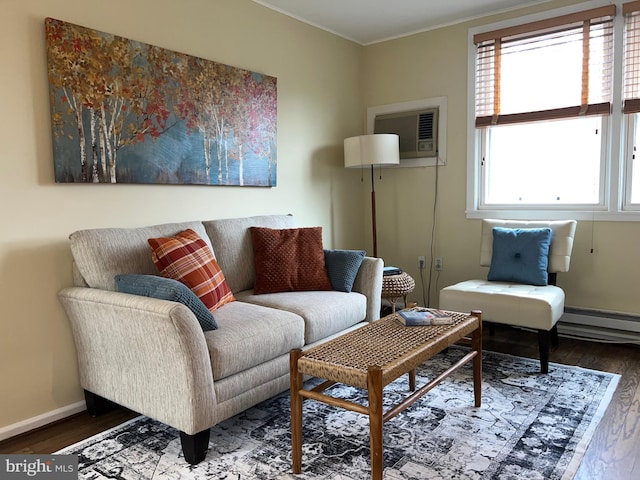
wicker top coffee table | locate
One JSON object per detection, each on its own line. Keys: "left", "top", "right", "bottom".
{"left": 289, "top": 309, "right": 483, "bottom": 480}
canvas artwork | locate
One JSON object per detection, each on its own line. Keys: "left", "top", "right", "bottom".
{"left": 45, "top": 18, "right": 277, "bottom": 186}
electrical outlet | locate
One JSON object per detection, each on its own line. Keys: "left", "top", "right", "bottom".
{"left": 435, "top": 257, "right": 443, "bottom": 271}
{"left": 418, "top": 255, "right": 426, "bottom": 269}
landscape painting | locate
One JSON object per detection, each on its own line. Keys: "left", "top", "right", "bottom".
{"left": 45, "top": 18, "right": 277, "bottom": 186}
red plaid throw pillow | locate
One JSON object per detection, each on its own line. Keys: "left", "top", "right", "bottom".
{"left": 148, "top": 229, "right": 235, "bottom": 312}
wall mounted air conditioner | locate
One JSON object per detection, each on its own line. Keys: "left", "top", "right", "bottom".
{"left": 373, "top": 107, "right": 438, "bottom": 159}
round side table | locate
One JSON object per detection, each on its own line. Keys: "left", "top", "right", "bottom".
{"left": 381, "top": 272, "right": 415, "bottom": 313}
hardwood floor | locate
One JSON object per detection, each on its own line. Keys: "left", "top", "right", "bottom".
{"left": 483, "top": 325, "right": 640, "bottom": 480}
{"left": 1, "top": 325, "right": 639, "bottom": 479}
{"left": 0, "top": 407, "right": 138, "bottom": 455}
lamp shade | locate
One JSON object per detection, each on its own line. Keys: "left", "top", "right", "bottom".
{"left": 344, "top": 134, "right": 400, "bottom": 168}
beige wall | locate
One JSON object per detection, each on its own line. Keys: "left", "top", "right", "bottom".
{"left": 362, "top": 0, "right": 640, "bottom": 314}
{"left": 0, "top": 0, "right": 365, "bottom": 431}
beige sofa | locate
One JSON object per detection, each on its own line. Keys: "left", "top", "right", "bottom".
{"left": 58, "top": 214, "right": 383, "bottom": 464}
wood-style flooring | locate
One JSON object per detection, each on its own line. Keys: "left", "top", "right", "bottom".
{"left": 1, "top": 324, "right": 639, "bottom": 479}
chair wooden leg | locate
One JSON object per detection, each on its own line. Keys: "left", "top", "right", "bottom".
{"left": 180, "top": 429, "right": 210, "bottom": 464}
{"left": 550, "top": 324, "right": 559, "bottom": 347}
{"left": 488, "top": 322, "right": 496, "bottom": 336}
{"left": 537, "top": 330, "right": 550, "bottom": 374}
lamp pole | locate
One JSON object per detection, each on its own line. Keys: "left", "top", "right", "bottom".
{"left": 370, "top": 164, "right": 378, "bottom": 258}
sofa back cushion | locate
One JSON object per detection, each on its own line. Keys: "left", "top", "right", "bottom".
{"left": 69, "top": 221, "right": 212, "bottom": 291}
{"left": 203, "top": 215, "right": 296, "bottom": 293}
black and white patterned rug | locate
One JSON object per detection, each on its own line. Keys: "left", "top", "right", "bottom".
{"left": 58, "top": 347, "right": 619, "bottom": 479}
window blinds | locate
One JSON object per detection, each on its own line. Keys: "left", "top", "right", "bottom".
{"left": 624, "top": 1, "right": 640, "bottom": 113}
{"left": 474, "top": 6, "right": 615, "bottom": 128}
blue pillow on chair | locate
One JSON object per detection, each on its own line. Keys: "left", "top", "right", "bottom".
{"left": 323, "top": 249, "right": 366, "bottom": 293}
{"left": 487, "top": 227, "right": 553, "bottom": 286}
{"left": 115, "top": 274, "right": 218, "bottom": 331}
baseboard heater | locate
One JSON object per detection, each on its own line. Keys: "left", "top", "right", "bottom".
{"left": 558, "top": 307, "right": 640, "bottom": 344}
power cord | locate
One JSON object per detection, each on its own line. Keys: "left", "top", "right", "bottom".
{"left": 425, "top": 155, "right": 440, "bottom": 307}
{"left": 418, "top": 265, "right": 427, "bottom": 307}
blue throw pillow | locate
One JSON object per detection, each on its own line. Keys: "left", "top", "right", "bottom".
{"left": 323, "top": 249, "right": 366, "bottom": 293}
{"left": 115, "top": 274, "right": 218, "bottom": 331}
{"left": 487, "top": 227, "right": 553, "bottom": 286}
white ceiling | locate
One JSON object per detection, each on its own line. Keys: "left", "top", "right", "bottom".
{"left": 252, "top": 0, "right": 553, "bottom": 45}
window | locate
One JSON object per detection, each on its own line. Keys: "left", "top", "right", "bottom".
{"left": 468, "top": 1, "right": 640, "bottom": 220}
{"left": 624, "top": 2, "right": 640, "bottom": 207}
{"left": 482, "top": 117, "right": 604, "bottom": 205}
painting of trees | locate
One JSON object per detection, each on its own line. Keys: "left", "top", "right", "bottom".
{"left": 45, "top": 18, "right": 277, "bottom": 186}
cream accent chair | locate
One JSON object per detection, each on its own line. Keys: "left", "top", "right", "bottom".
{"left": 439, "top": 219, "right": 577, "bottom": 373}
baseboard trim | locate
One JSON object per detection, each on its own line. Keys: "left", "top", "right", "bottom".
{"left": 0, "top": 401, "right": 86, "bottom": 442}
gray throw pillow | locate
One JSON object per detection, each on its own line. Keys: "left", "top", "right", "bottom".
{"left": 115, "top": 274, "right": 217, "bottom": 331}
{"left": 323, "top": 249, "right": 366, "bottom": 293}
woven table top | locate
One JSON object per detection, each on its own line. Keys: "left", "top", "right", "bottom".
{"left": 381, "top": 272, "right": 415, "bottom": 297}
{"left": 297, "top": 311, "right": 479, "bottom": 389}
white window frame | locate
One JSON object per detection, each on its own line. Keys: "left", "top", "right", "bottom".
{"left": 466, "top": 0, "right": 640, "bottom": 221}
{"left": 624, "top": 114, "right": 640, "bottom": 209}
{"left": 478, "top": 118, "right": 610, "bottom": 210}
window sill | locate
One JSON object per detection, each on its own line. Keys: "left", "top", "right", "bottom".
{"left": 466, "top": 208, "right": 640, "bottom": 222}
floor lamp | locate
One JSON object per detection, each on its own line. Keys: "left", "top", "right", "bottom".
{"left": 344, "top": 134, "right": 400, "bottom": 258}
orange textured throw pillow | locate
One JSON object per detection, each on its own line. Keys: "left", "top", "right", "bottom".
{"left": 148, "top": 229, "right": 235, "bottom": 312}
{"left": 250, "top": 226, "right": 333, "bottom": 294}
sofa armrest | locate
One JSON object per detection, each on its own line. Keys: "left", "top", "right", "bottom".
{"left": 58, "top": 287, "right": 217, "bottom": 435}
{"left": 352, "top": 256, "right": 383, "bottom": 322}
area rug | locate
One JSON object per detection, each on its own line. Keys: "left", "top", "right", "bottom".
{"left": 57, "top": 347, "right": 619, "bottom": 479}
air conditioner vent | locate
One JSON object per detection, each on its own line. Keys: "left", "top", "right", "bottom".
{"left": 418, "top": 112, "right": 434, "bottom": 140}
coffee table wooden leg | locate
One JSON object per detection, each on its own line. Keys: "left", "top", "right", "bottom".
{"left": 367, "top": 365, "right": 384, "bottom": 480}
{"left": 408, "top": 368, "right": 416, "bottom": 391}
{"left": 471, "top": 310, "right": 483, "bottom": 408}
{"left": 290, "top": 349, "right": 303, "bottom": 474}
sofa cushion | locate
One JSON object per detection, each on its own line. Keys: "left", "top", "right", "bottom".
{"left": 203, "top": 215, "right": 297, "bottom": 293}
{"left": 148, "top": 229, "right": 235, "bottom": 312}
{"left": 203, "top": 301, "right": 305, "bottom": 380}
{"left": 250, "top": 226, "right": 332, "bottom": 294}
{"left": 115, "top": 274, "right": 218, "bottom": 331}
{"left": 324, "top": 249, "right": 366, "bottom": 293}
{"left": 235, "top": 290, "right": 367, "bottom": 344}
{"left": 69, "top": 221, "right": 212, "bottom": 291}
{"left": 488, "top": 227, "right": 552, "bottom": 286}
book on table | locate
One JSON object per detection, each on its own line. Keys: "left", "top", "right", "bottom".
{"left": 398, "top": 308, "right": 453, "bottom": 326}
{"left": 383, "top": 266, "right": 403, "bottom": 276}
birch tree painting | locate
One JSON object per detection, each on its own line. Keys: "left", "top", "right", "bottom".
{"left": 45, "top": 18, "right": 277, "bottom": 186}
